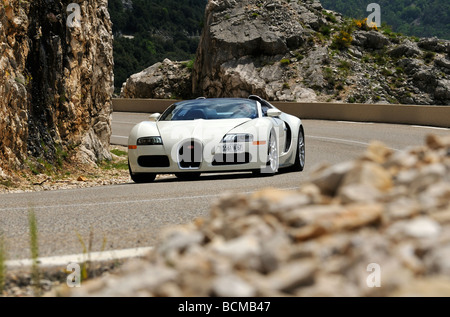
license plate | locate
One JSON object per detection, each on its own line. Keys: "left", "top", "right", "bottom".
{"left": 221, "top": 143, "right": 244, "bottom": 153}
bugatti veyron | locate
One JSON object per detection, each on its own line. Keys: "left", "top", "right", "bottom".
{"left": 127, "top": 95, "right": 305, "bottom": 182}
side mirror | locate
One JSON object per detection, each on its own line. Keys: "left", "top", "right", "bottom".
{"left": 267, "top": 109, "right": 282, "bottom": 117}
{"left": 149, "top": 113, "right": 160, "bottom": 121}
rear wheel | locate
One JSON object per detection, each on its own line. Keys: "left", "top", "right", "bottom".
{"left": 175, "top": 172, "right": 201, "bottom": 180}
{"left": 128, "top": 161, "right": 156, "bottom": 183}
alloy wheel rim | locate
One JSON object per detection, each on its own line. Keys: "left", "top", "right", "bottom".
{"left": 268, "top": 134, "right": 278, "bottom": 172}
{"left": 298, "top": 132, "right": 305, "bottom": 168}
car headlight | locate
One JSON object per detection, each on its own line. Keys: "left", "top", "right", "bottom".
{"left": 137, "top": 136, "right": 163, "bottom": 145}
{"left": 221, "top": 134, "right": 254, "bottom": 143}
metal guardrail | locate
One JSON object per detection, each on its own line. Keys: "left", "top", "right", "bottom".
{"left": 112, "top": 98, "right": 450, "bottom": 128}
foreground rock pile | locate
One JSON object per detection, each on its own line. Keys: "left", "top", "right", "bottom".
{"left": 63, "top": 134, "right": 450, "bottom": 297}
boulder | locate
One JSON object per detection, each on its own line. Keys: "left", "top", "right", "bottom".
{"left": 418, "top": 37, "right": 450, "bottom": 53}
{"left": 120, "top": 59, "right": 192, "bottom": 99}
{"left": 192, "top": 0, "right": 319, "bottom": 101}
{"left": 353, "top": 30, "right": 390, "bottom": 49}
{"left": 388, "top": 41, "right": 422, "bottom": 58}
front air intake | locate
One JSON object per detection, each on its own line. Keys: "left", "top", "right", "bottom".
{"left": 138, "top": 156, "right": 170, "bottom": 168}
{"left": 178, "top": 140, "right": 202, "bottom": 169}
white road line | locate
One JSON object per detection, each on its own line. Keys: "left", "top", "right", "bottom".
{"left": 337, "top": 121, "right": 374, "bottom": 125}
{"left": 0, "top": 187, "right": 299, "bottom": 212}
{"left": 308, "top": 135, "right": 402, "bottom": 152}
{"left": 0, "top": 193, "right": 222, "bottom": 212}
{"left": 6, "top": 246, "right": 154, "bottom": 268}
{"left": 111, "top": 135, "right": 128, "bottom": 139}
{"left": 411, "top": 125, "right": 449, "bottom": 130}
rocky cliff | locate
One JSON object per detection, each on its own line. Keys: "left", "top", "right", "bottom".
{"left": 0, "top": 0, "right": 113, "bottom": 179}
{"left": 122, "top": 0, "right": 450, "bottom": 105}
{"left": 192, "top": 0, "right": 450, "bottom": 104}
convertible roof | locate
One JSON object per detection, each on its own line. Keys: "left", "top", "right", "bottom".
{"left": 175, "top": 98, "right": 257, "bottom": 107}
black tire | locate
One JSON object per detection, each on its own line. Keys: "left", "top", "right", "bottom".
{"left": 289, "top": 127, "right": 306, "bottom": 172}
{"left": 128, "top": 161, "right": 156, "bottom": 183}
{"left": 175, "top": 172, "right": 201, "bottom": 180}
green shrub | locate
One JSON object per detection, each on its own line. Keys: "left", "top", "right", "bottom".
{"left": 331, "top": 30, "right": 353, "bottom": 50}
{"left": 280, "top": 58, "right": 291, "bottom": 65}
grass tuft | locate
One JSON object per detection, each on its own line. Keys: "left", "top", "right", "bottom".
{"left": 0, "top": 233, "right": 6, "bottom": 294}
{"left": 28, "top": 208, "right": 41, "bottom": 296}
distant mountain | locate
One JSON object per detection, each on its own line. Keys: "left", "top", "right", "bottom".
{"left": 320, "top": 0, "right": 450, "bottom": 40}
{"left": 108, "top": 0, "right": 207, "bottom": 92}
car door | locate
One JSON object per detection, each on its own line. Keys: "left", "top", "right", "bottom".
{"left": 260, "top": 103, "right": 286, "bottom": 151}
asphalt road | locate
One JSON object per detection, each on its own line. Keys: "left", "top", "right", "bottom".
{"left": 0, "top": 113, "right": 448, "bottom": 260}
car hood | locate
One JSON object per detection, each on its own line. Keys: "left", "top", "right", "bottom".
{"left": 157, "top": 119, "right": 250, "bottom": 145}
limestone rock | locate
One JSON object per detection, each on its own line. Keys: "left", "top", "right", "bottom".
{"left": 119, "top": 0, "right": 449, "bottom": 105}
{"left": 120, "top": 59, "right": 192, "bottom": 99}
{"left": 192, "top": 0, "right": 320, "bottom": 101}
{"left": 388, "top": 41, "right": 422, "bottom": 58}
{"left": 0, "top": 0, "right": 113, "bottom": 171}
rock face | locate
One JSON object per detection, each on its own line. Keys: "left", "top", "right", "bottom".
{"left": 0, "top": 0, "right": 113, "bottom": 176}
{"left": 190, "top": 0, "right": 450, "bottom": 104}
{"left": 123, "top": 0, "right": 449, "bottom": 105}
{"left": 120, "top": 59, "right": 192, "bottom": 99}
{"left": 61, "top": 134, "right": 450, "bottom": 297}
{"left": 192, "top": 0, "right": 321, "bottom": 101}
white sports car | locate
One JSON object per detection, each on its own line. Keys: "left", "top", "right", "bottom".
{"left": 127, "top": 95, "right": 305, "bottom": 183}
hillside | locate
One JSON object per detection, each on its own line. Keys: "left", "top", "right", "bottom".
{"left": 108, "top": 0, "right": 206, "bottom": 92}
{"left": 320, "top": 0, "right": 450, "bottom": 40}
{"left": 122, "top": 0, "right": 450, "bottom": 105}
{"left": 109, "top": 0, "right": 450, "bottom": 93}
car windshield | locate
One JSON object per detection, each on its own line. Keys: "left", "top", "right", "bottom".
{"left": 159, "top": 99, "right": 258, "bottom": 121}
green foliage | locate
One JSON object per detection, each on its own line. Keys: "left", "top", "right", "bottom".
{"left": 322, "top": 10, "right": 337, "bottom": 23}
{"left": 323, "top": 67, "right": 335, "bottom": 86}
{"left": 331, "top": 30, "right": 353, "bottom": 50}
{"left": 181, "top": 58, "right": 195, "bottom": 69}
{"left": 108, "top": 0, "right": 206, "bottom": 92}
{"left": 319, "top": 25, "right": 332, "bottom": 37}
{"left": 76, "top": 227, "right": 107, "bottom": 282}
{"left": 321, "top": 0, "right": 450, "bottom": 40}
{"left": 100, "top": 157, "right": 129, "bottom": 170}
{"left": 111, "top": 149, "right": 127, "bottom": 157}
{"left": 423, "top": 51, "right": 436, "bottom": 64}
{"left": 331, "top": 19, "right": 355, "bottom": 50}
{"left": 28, "top": 209, "right": 41, "bottom": 296}
{"left": 0, "top": 234, "right": 5, "bottom": 294}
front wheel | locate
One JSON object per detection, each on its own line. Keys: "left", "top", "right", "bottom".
{"left": 289, "top": 128, "right": 306, "bottom": 172}
{"left": 253, "top": 131, "right": 279, "bottom": 176}
{"left": 129, "top": 161, "right": 156, "bottom": 183}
